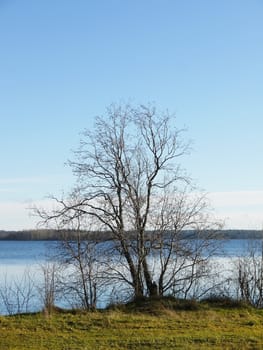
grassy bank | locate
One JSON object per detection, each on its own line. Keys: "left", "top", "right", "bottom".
{"left": 1, "top": 299, "right": 263, "bottom": 349}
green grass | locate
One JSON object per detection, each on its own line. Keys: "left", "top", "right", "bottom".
{"left": 1, "top": 299, "right": 263, "bottom": 349}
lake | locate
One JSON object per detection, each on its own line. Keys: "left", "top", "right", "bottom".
{"left": 0, "top": 239, "right": 261, "bottom": 314}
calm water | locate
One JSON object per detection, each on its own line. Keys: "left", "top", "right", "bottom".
{"left": 0, "top": 239, "right": 261, "bottom": 314}
{"left": 0, "top": 239, "right": 257, "bottom": 264}
{"left": 0, "top": 241, "right": 52, "bottom": 264}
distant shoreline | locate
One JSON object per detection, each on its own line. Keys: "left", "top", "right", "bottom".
{"left": 0, "top": 229, "right": 262, "bottom": 241}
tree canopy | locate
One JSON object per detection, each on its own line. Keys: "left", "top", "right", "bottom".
{"left": 37, "top": 104, "right": 221, "bottom": 301}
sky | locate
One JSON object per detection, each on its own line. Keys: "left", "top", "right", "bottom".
{"left": 0, "top": 0, "right": 263, "bottom": 230}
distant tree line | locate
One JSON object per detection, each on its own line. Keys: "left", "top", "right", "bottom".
{"left": 0, "top": 229, "right": 61, "bottom": 240}
{"left": 0, "top": 229, "right": 263, "bottom": 241}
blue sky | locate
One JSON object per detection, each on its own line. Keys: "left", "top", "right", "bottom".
{"left": 0, "top": 0, "right": 263, "bottom": 230}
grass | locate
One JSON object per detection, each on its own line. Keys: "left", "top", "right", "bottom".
{"left": 1, "top": 298, "right": 263, "bottom": 349}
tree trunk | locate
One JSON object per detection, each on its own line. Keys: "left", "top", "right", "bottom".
{"left": 142, "top": 258, "right": 159, "bottom": 297}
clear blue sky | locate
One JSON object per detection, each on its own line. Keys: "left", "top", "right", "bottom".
{"left": 0, "top": 0, "right": 263, "bottom": 230}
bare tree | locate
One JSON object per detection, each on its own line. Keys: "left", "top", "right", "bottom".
{"left": 0, "top": 270, "right": 36, "bottom": 315}
{"left": 55, "top": 234, "right": 103, "bottom": 310}
{"left": 42, "top": 215, "right": 106, "bottom": 310}
{"left": 36, "top": 104, "right": 221, "bottom": 300}
{"left": 233, "top": 240, "right": 263, "bottom": 307}
{"left": 37, "top": 262, "right": 61, "bottom": 315}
